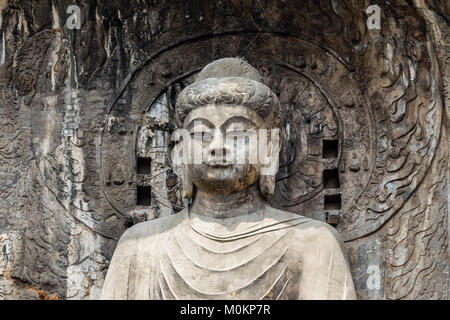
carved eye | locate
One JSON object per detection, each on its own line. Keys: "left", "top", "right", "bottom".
{"left": 202, "top": 131, "right": 213, "bottom": 142}
{"left": 227, "top": 129, "right": 246, "bottom": 139}
{"left": 226, "top": 122, "right": 246, "bottom": 136}
{"left": 191, "top": 130, "right": 212, "bottom": 143}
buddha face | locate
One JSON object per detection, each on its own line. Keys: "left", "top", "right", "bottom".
{"left": 180, "top": 105, "right": 276, "bottom": 195}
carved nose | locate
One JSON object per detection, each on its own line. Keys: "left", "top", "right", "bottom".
{"left": 207, "top": 131, "right": 227, "bottom": 159}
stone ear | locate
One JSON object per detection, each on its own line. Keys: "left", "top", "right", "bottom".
{"left": 181, "top": 164, "right": 194, "bottom": 199}
{"left": 259, "top": 174, "right": 275, "bottom": 197}
{"left": 258, "top": 128, "right": 280, "bottom": 197}
{"left": 175, "top": 137, "right": 194, "bottom": 200}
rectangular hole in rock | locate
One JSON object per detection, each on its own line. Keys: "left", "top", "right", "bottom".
{"left": 323, "top": 168, "right": 340, "bottom": 189}
{"left": 323, "top": 139, "right": 338, "bottom": 158}
{"left": 137, "top": 157, "right": 152, "bottom": 174}
{"left": 324, "top": 194, "right": 341, "bottom": 210}
{"left": 137, "top": 186, "right": 152, "bottom": 206}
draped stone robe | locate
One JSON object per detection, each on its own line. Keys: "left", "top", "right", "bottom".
{"left": 100, "top": 205, "right": 356, "bottom": 300}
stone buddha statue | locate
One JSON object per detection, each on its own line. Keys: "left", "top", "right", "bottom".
{"left": 100, "top": 58, "right": 356, "bottom": 300}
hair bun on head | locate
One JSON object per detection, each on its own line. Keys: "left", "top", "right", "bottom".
{"left": 176, "top": 57, "right": 281, "bottom": 128}
{"left": 196, "top": 57, "right": 263, "bottom": 82}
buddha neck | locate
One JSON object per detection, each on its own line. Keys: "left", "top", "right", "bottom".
{"left": 191, "top": 184, "right": 265, "bottom": 219}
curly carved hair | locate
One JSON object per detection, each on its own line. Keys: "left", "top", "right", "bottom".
{"left": 175, "top": 58, "right": 281, "bottom": 128}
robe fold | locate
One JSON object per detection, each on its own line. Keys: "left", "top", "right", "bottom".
{"left": 100, "top": 206, "right": 356, "bottom": 300}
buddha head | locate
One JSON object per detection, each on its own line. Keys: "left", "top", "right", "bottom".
{"left": 174, "top": 58, "right": 282, "bottom": 199}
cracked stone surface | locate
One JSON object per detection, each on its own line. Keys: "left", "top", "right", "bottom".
{"left": 0, "top": 0, "right": 447, "bottom": 299}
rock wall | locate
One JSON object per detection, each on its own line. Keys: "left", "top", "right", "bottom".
{"left": 0, "top": 0, "right": 447, "bottom": 299}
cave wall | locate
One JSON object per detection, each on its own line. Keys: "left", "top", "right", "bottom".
{"left": 0, "top": 0, "right": 448, "bottom": 299}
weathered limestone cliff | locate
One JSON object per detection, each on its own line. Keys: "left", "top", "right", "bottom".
{"left": 0, "top": 0, "right": 447, "bottom": 299}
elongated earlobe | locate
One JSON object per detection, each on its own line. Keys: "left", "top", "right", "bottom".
{"left": 259, "top": 128, "right": 280, "bottom": 197}
{"left": 259, "top": 174, "right": 275, "bottom": 197}
{"left": 176, "top": 139, "right": 194, "bottom": 200}
{"left": 181, "top": 164, "right": 194, "bottom": 199}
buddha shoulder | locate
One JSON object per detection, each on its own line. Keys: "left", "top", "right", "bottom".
{"left": 116, "top": 211, "right": 186, "bottom": 247}
{"left": 267, "top": 206, "right": 345, "bottom": 250}
{"left": 293, "top": 218, "right": 345, "bottom": 248}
